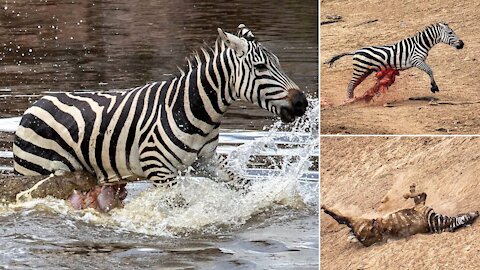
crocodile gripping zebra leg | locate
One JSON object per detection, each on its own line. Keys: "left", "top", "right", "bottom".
{"left": 322, "top": 184, "right": 479, "bottom": 247}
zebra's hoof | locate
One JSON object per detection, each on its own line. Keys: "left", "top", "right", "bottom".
{"left": 431, "top": 85, "right": 439, "bottom": 93}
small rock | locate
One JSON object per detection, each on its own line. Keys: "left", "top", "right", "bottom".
{"left": 326, "top": 14, "right": 342, "bottom": 20}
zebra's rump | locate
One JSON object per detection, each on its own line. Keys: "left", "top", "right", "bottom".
{"left": 13, "top": 89, "right": 149, "bottom": 182}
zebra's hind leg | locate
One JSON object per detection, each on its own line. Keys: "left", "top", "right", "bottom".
{"left": 346, "top": 70, "right": 373, "bottom": 100}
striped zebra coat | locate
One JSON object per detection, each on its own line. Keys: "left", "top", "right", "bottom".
{"left": 13, "top": 24, "right": 308, "bottom": 187}
{"left": 322, "top": 184, "right": 478, "bottom": 247}
{"left": 325, "top": 23, "right": 464, "bottom": 99}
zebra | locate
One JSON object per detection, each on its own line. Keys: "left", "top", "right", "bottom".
{"left": 322, "top": 184, "right": 478, "bottom": 247}
{"left": 13, "top": 24, "right": 308, "bottom": 204}
{"left": 324, "top": 22, "right": 464, "bottom": 99}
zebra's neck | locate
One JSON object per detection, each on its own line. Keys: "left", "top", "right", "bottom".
{"left": 412, "top": 25, "right": 440, "bottom": 52}
{"left": 164, "top": 42, "right": 239, "bottom": 128}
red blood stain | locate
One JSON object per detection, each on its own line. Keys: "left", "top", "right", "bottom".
{"left": 355, "top": 69, "right": 400, "bottom": 103}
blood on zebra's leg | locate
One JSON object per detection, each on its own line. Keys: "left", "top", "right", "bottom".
{"left": 346, "top": 69, "right": 400, "bottom": 104}
{"left": 68, "top": 184, "right": 127, "bottom": 213}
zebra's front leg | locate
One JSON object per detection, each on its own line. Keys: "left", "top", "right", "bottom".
{"left": 149, "top": 173, "right": 192, "bottom": 207}
{"left": 150, "top": 173, "right": 178, "bottom": 187}
{"left": 413, "top": 61, "right": 439, "bottom": 93}
{"left": 216, "top": 154, "right": 251, "bottom": 190}
{"left": 402, "top": 184, "right": 427, "bottom": 206}
{"left": 193, "top": 153, "right": 251, "bottom": 191}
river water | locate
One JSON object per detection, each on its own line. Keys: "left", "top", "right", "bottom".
{"left": 0, "top": 0, "right": 318, "bottom": 129}
{"left": 0, "top": 0, "right": 318, "bottom": 269}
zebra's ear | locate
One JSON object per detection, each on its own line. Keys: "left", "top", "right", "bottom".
{"left": 217, "top": 28, "right": 248, "bottom": 58}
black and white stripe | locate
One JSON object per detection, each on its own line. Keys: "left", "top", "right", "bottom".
{"left": 421, "top": 206, "right": 478, "bottom": 233}
{"left": 325, "top": 22, "right": 464, "bottom": 98}
{"left": 13, "top": 24, "right": 308, "bottom": 186}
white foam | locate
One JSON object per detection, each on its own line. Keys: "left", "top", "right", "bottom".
{"left": 0, "top": 100, "right": 319, "bottom": 237}
{"left": 0, "top": 117, "right": 21, "bottom": 133}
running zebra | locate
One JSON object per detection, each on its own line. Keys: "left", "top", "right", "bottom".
{"left": 322, "top": 184, "right": 478, "bottom": 247}
{"left": 324, "top": 23, "right": 464, "bottom": 99}
{"left": 13, "top": 24, "right": 308, "bottom": 209}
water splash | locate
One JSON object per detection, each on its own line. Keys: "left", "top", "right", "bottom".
{"left": 0, "top": 100, "right": 319, "bottom": 237}
{"left": 106, "top": 99, "right": 319, "bottom": 236}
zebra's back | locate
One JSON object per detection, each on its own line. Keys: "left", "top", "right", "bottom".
{"left": 13, "top": 84, "right": 158, "bottom": 183}
{"left": 354, "top": 41, "right": 415, "bottom": 71}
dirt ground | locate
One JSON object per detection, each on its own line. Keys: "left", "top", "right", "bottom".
{"left": 321, "top": 137, "right": 480, "bottom": 269}
{"left": 320, "top": 0, "right": 480, "bottom": 134}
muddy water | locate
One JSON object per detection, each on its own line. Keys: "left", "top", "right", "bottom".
{"left": 0, "top": 0, "right": 318, "bottom": 129}
{"left": 0, "top": 1, "right": 318, "bottom": 268}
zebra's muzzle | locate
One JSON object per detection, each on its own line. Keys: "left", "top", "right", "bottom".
{"left": 455, "top": 40, "right": 464, "bottom": 49}
{"left": 290, "top": 89, "right": 308, "bottom": 116}
{"left": 280, "top": 89, "right": 308, "bottom": 123}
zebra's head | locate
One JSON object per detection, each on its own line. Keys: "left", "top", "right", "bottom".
{"left": 217, "top": 24, "right": 308, "bottom": 123}
{"left": 437, "top": 22, "right": 464, "bottom": 49}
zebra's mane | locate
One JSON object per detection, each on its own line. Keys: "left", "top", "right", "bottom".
{"left": 173, "top": 38, "right": 227, "bottom": 78}
{"left": 173, "top": 27, "right": 260, "bottom": 79}
{"left": 417, "top": 22, "right": 448, "bottom": 35}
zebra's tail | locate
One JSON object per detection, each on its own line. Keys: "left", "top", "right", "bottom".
{"left": 323, "top": 52, "right": 355, "bottom": 67}
{"left": 321, "top": 205, "right": 352, "bottom": 226}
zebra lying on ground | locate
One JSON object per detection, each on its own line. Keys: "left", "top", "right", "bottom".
{"left": 322, "top": 184, "right": 478, "bottom": 247}
{"left": 324, "top": 23, "right": 464, "bottom": 99}
{"left": 13, "top": 24, "right": 308, "bottom": 212}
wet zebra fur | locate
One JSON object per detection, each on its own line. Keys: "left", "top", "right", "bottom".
{"left": 322, "top": 184, "right": 478, "bottom": 247}
{"left": 324, "top": 22, "right": 464, "bottom": 99}
{"left": 13, "top": 24, "right": 308, "bottom": 188}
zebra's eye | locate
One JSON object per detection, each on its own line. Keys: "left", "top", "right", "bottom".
{"left": 254, "top": 63, "right": 268, "bottom": 71}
